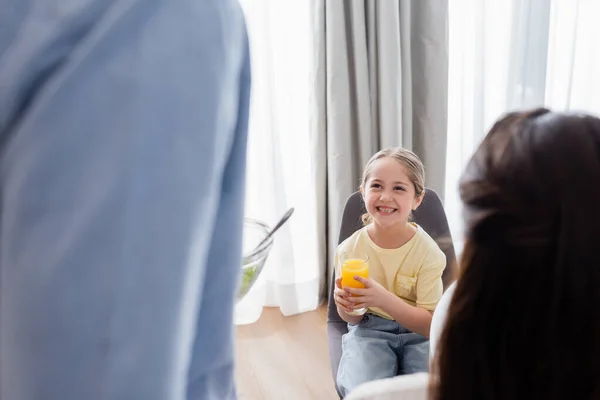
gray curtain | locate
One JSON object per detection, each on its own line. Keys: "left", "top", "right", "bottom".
{"left": 311, "top": 0, "right": 449, "bottom": 299}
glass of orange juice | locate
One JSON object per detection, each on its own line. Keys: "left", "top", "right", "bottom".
{"left": 340, "top": 253, "right": 369, "bottom": 316}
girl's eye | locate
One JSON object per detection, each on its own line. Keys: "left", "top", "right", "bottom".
{"left": 394, "top": 186, "right": 406, "bottom": 191}
{"left": 370, "top": 183, "right": 382, "bottom": 189}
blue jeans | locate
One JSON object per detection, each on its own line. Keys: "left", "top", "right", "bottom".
{"left": 336, "top": 313, "right": 430, "bottom": 398}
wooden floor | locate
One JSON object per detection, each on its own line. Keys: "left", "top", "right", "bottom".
{"left": 235, "top": 306, "right": 339, "bottom": 400}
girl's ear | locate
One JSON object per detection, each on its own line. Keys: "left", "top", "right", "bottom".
{"left": 412, "top": 190, "right": 425, "bottom": 210}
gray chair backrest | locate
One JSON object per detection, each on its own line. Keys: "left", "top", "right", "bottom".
{"left": 326, "top": 188, "right": 457, "bottom": 395}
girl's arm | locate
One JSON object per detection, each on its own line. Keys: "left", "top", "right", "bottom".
{"left": 381, "top": 254, "right": 446, "bottom": 337}
{"left": 379, "top": 293, "right": 433, "bottom": 337}
{"left": 346, "top": 253, "right": 445, "bottom": 337}
{"left": 345, "top": 278, "right": 435, "bottom": 337}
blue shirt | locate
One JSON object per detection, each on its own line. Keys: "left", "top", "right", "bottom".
{"left": 0, "top": 1, "right": 250, "bottom": 399}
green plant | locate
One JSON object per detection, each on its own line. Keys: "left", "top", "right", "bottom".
{"left": 239, "top": 265, "right": 258, "bottom": 297}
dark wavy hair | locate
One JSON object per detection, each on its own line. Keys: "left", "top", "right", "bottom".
{"left": 433, "top": 109, "right": 600, "bottom": 400}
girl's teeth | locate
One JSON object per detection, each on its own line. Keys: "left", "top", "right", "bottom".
{"left": 379, "top": 207, "right": 394, "bottom": 213}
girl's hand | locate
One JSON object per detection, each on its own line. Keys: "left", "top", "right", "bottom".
{"left": 333, "top": 277, "right": 355, "bottom": 314}
{"left": 344, "top": 276, "right": 392, "bottom": 310}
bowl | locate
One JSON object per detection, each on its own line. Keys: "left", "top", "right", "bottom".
{"left": 238, "top": 218, "right": 274, "bottom": 301}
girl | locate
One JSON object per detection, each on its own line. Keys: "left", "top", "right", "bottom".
{"left": 334, "top": 147, "right": 446, "bottom": 397}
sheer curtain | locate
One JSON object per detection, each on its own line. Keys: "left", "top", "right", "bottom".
{"left": 444, "top": 0, "right": 600, "bottom": 252}
{"left": 234, "top": 0, "right": 321, "bottom": 324}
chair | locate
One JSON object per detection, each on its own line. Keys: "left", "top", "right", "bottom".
{"left": 326, "top": 188, "right": 457, "bottom": 397}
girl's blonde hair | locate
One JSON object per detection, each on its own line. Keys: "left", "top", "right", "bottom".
{"left": 360, "top": 147, "right": 425, "bottom": 225}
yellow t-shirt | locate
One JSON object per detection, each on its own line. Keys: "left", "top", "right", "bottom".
{"left": 335, "top": 223, "right": 446, "bottom": 320}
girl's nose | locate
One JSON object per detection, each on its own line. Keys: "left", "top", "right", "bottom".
{"left": 380, "top": 192, "right": 392, "bottom": 202}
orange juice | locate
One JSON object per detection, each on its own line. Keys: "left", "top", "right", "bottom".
{"left": 340, "top": 256, "right": 369, "bottom": 316}
{"left": 341, "top": 259, "right": 369, "bottom": 289}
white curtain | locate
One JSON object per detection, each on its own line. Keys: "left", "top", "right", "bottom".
{"left": 444, "top": 0, "right": 600, "bottom": 252}
{"left": 235, "top": 0, "right": 321, "bottom": 324}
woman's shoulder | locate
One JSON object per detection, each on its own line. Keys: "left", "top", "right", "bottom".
{"left": 345, "top": 372, "right": 430, "bottom": 400}
{"left": 430, "top": 281, "right": 457, "bottom": 358}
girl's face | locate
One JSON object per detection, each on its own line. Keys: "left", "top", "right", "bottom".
{"left": 361, "top": 157, "right": 423, "bottom": 229}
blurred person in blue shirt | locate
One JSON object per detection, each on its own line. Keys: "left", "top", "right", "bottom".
{"left": 0, "top": 1, "right": 250, "bottom": 399}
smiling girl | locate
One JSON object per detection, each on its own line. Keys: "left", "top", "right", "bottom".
{"left": 333, "top": 148, "right": 446, "bottom": 397}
